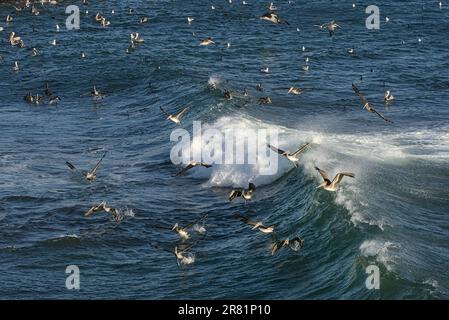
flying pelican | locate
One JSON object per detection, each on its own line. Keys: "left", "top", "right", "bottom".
{"left": 229, "top": 183, "right": 256, "bottom": 201}
{"left": 260, "top": 12, "right": 289, "bottom": 25}
{"left": 384, "top": 90, "right": 394, "bottom": 103}
{"left": 84, "top": 201, "right": 122, "bottom": 223}
{"left": 236, "top": 215, "right": 275, "bottom": 234}
{"left": 271, "top": 237, "right": 304, "bottom": 255}
{"left": 187, "top": 17, "right": 194, "bottom": 24}
{"left": 315, "top": 166, "right": 354, "bottom": 192}
{"left": 352, "top": 84, "right": 393, "bottom": 123}
{"left": 267, "top": 142, "right": 311, "bottom": 167}
{"left": 160, "top": 106, "right": 189, "bottom": 124}
{"left": 288, "top": 87, "right": 304, "bottom": 95}
{"left": 31, "top": 47, "right": 40, "bottom": 56}
{"left": 176, "top": 160, "right": 212, "bottom": 176}
{"left": 200, "top": 37, "right": 215, "bottom": 45}
{"left": 150, "top": 215, "right": 207, "bottom": 241}
{"left": 66, "top": 152, "right": 107, "bottom": 182}
{"left": 318, "top": 20, "right": 341, "bottom": 36}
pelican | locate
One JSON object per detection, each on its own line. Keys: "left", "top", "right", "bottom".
{"left": 49, "top": 39, "right": 56, "bottom": 46}
{"left": 176, "top": 160, "right": 212, "bottom": 176}
{"left": 318, "top": 20, "right": 341, "bottom": 36}
{"left": 31, "top": 47, "right": 40, "bottom": 56}
{"left": 66, "top": 152, "right": 107, "bottom": 182}
{"left": 302, "top": 65, "right": 309, "bottom": 72}
{"left": 6, "top": 15, "right": 13, "bottom": 23}
{"left": 150, "top": 242, "right": 197, "bottom": 266}
{"left": 229, "top": 183, "right": 256, "bottom": 201}
{"left": 384, "top": 90, "right": 395, "bottom": 103}
{"left": 258, "top": 96, "right": 272, "bottom": 105}
{"left": 56, "top": 24, "right": 60, "bottom": 31}
{"left": 315, "top": 166, "right": 354, "bottom": 192}
{"left": 347, "top": 48, "right": 356, "bottom": 55}
{"left": 271, "top": 237, "right": 304, "bottom": 255}
{"left": 288, "top": 87, "right": 304, "bottom": 95}
{"left": 100, "top": 17, "right": 110, "bottom": 27}
{"left": 31, "top": 6, "right": 39, "bottom": 15}
{"left": 139, "top": 16, "right": 149, "bottom": 24}
{"left": 352, "top": 84, "right": 393, "bottom": 123}
{"left": 269, "top": 2, "right": 277, "bottom": 11}
{"left": 150, "top": 215, "right": 207, "bottom": 241}
{"left": 224, "top": 89, "right": 233, "bottom": 99}
{"left": 187, "top": 17, "right": 194, "bottom": 24}
{"left": 90, "top": 86, "right": 105, "bottom": 100}
{"left": 236, "top": 215, "right": 275, "bottom": 234}
{"left": 256, "top": 83, "right": 263, "bottom": 91}
{"left": 94, "top": 12, "right": 103, "bottom": 22}
{"left": 200, "top": 37, "right": 215, "bottom": 46}
{"left": 33, "top": 94, "right": 43, "bottom": 105}
{"left": 85, "top": 201, "right": 122, "bottom": 223}
{"left": 130, "top": 32, "right": 144, "bottom": 43}
{"left": 267, "top": 142, "right": 311, "bottom": 167}
{"left": 260, "top": 12, "right": 289, "bottom": 25}
{"left": 260, "top": 67, "right": 269, "bottom": 73}
{"left": 49, "top": 96, "right": 61, "bottom": 105}
{"left": 12, "top": 61, "right": 19, "bottom": 72}
{"left": 9, "top": 32, "right": 21, "bottom": 46}
{"left": 24, "top": 92, "right": 34, "bottom": 103}
{"left": 160, "top": 106, "right": 189, "bottom": 124}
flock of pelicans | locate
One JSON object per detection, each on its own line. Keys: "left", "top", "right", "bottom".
{"left": 2, "top": 0, "right": 424, "bottom": 267}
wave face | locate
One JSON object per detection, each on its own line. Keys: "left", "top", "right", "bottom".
{"left": 1, "top": 0, "right": 449, "bottom": 299}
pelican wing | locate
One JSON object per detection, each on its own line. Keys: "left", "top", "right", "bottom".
{"left": 176, "top": 163, "right": 195, "bottom": 176}
{"left": 292, "top": 142, "right": 311, "bottom": 157}
{"left": 175, "top": 107, "right": 189, "bottom": 119}
{"left": 352, "top": 83, "right": 371, "bottom": 109}
{"left": 332, "top": 172, "right": 355, "bottom": 184}
{"left": 229, "top": 190, "right": 243, "bottom": 201}
{"left": 90, "top": 152, "right": 107, "bottom": 175}
{"left": 236, "top": 215, "right": 258, "bottom": 227}
{"left": 372, "top": 108, "right": 393, "bottom": 123}
{"left": 267, "top": 144, "right": 287, "bottom": 155}
{"left": 66, "top": 161, "right": 77, "bottom": 171}
{"left": 315, "top": 166, "right": 331, "bottom": 183}
{"left": 248, "top": 183, "right": 256, "bottom": 193}
{"left": 200, "top": 162, "right": 212, "bottom": 168}
{"left": 160, "top": 106, "right": 171, "bottom": 117}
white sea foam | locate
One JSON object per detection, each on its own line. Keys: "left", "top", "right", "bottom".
{"left": 359, "top": 240, "right": 397, "bottom": 271}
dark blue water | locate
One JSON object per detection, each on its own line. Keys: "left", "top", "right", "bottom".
{"left": 1, "top": 0, "right": 449, "bottom": 299}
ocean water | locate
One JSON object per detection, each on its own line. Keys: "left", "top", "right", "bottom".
{"left": 0, "top": 0, "right": 449, "bottom": 299}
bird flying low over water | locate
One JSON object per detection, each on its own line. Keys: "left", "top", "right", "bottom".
{"left": 314, "top": 166, "right": 354, "bottom": 192}
{"left": 66, "top": 152, "right": 107, "bottom": 181}
{"left": 150, "top": 216, "right": 207, "bottom": 241}
{"left": 229, "top": 183, "right": 256, "bottom": 201}
{"left": 160, "top": 106, "right": 189, "bottom": 124}
{"left": 352, "top": 84, "right": 393, "bottom": 123}
{"left": 200, "top": 37, "right": 215, "bottom": 45}
{"left": 84, "top": 201, "right": 122, "bottom": 223}
{"left": 267, "top": 142, "right": 311, "bottom": 167}
{"left": 271, "top": 237, "right": 304, "bottom": 255}
{"left": 258, "top": 96, "right": 272, "bottom": 105}
{"left": 236, "top": 215, "right": 275, "bottom": 234}
{"left": 176, "top": 160, "right": 212, "bottom": 176}
{"left": 90, "top": 86, "right": 106, "bottom": 100}
{"left": 260, "top": 12, "right": 289, "bottom": 25}
{"left": 318, "top": 20, "right": 341, "bottom": 36}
